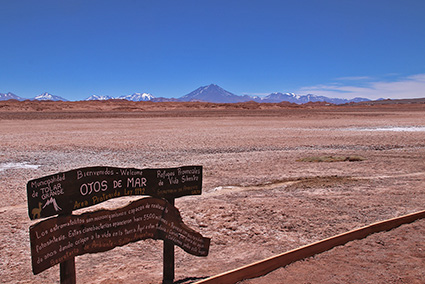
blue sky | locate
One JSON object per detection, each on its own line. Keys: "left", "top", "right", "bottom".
{"left": 1, "top": 0, "right": 424, "bottom": 100}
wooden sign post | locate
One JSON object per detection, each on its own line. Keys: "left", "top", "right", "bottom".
{"left": 163, "top": 197, "right": 175, "bottom": 284}
{"left": 27, "top": 166, "right": 209, "bottom": 284}
{"left": 60, "top": 257, "right": 76, "bottom": 284}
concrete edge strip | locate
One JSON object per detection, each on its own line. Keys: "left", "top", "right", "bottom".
{"left": 194, "top": 209, "right": 425, "bottom": 284}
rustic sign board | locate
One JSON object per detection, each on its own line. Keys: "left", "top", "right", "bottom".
{"left": 30, "top": 197, "right": 210, "bottom": 275}
{"left": 27, "top": 166, "right": 202, "bottom": 220}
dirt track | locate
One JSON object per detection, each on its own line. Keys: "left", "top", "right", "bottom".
{"left": 0, "top": 101, "right": 424, "bottom": 283}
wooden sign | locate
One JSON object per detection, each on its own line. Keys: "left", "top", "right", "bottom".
{"left": 30, "top": 197, "right": 210, "bottom": 275}
{"left": 27, "top": 166, "right": 202, "bottom": 220}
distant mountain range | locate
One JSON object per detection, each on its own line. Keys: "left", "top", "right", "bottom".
{"left": 254, "top": 92, "right": 370, "bottom": 104}
{"left": 178, "top": 84, "right": 370, "bottom": 104}
{"left": 85, "top": 95, "right": 114, "bottom": 101}
{"left": 1, "top": 85, "right": 372, "bottom": 104}
{"left": 86, "top": 93, "right": 155, "bottom": 101}
{"left": 0, "top": 92, "right": 22, "bottom": 101}
{"left": 0, "top": 92, "right": 156, "bottom": 102}
{"left": 0, "top": 92, "right": 69, "bottom": 101}
{"left": 33, "top": 92, "right": 69, "bottom": 101}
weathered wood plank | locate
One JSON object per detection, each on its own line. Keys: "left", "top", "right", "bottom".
{"left": 194, "top": 210, "right": 425, "bottom": 284}
{"left": 30, "top": 197, "right": 210, "bottom": 275}
{"left": 27, "top": 166, "right": 202, "bottom": 220}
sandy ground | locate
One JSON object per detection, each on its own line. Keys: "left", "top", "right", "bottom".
{"left": 0, "top": 101, "right": 424, "bottom": 283}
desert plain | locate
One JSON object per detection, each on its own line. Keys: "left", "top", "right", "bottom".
{"left": 0, "top": 100, "right": 424, "bottom": 283}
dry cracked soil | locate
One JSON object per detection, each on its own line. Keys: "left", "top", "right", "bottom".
{"left": 0, "top": 101, "right": 424, "bottom": 283}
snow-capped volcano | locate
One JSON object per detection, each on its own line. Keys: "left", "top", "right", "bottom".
{"left": 32, "top": 92, "right": 68, "bottom": 101}
{"left": 179, "top": 84, "right": 251, "bottom": 103}
{"left": 0, "top": 92, "right": 24, "bottom": 101}
{"left": 117, "top": 93, "right": 155, "bottom": 101}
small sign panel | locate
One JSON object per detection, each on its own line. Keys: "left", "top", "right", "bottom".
{"left": 29, "top": 197, "right": 210, "bottom": 275}
{"left": 27, "top": 166, "right": 202, "bottom": 220}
